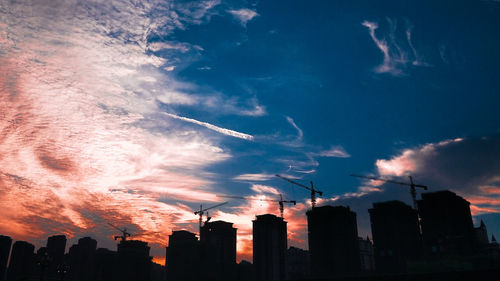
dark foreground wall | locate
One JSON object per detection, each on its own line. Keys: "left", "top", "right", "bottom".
{"left": 299, "top": 268, "right": 500, "bottom": 281}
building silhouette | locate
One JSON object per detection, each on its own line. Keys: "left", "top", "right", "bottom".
{"left": 286, "top": 247, "right": 309, "bottom": 280}
{"left": 418, "top": 191, "right": 475, "bottom": 256}
{"left": 151, "top": 262, "right": 166, "bottom": 281}
{"left": 94, "top": 248, "right": 116, "bottom": 281}
{"left": 235, "top": 260, "right": 254, "bottom": 281}
{"left": 358, "top": 237, "right": 375, "bottom": 273}
{"left": 46, "top": 234, "right": 67, "bottom": 278}
{"left": 200, "top": 220, "right": 237, "bottom": 281}
{"left": 0, "top": 236, "right": 11, "bottom": 281}
{"left": 474, "top": 220, "right": 489, "bottom": 247}
{"left": 6, "top": 241, "right": 35, "bottom": 281}
{"left": 113, "top": 240, "right": 152, "bottom": 281}
{"left": 307, "top": 205, "right": 360, "bottom": 278}
{"left": 253, "top": 214, "right": 287, "bottom": 281}
{"left": 166, "top": 230, "right": 200, "bottom": 281}
{"left": 68, "top": 236, "right": 97, "bottom": 281}
{"left": 369, "top": 200, "right": 422, "bottom": 273}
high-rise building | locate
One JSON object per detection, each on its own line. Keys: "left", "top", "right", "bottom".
{"left": 286, "top": 247, "right": 309, "bottom": 280}
{"left": 369, "top": 200, "right": 422, "bottom": 273}
{"left": 0, "top": 236, "right": 12, "bottom": 281}
{"left": 358, "top": 237, "right": 375, "bottom": 273}
{"left": 113, "top": 240, "right": 152, "bottom": 281}
{"left": 235, "top": 260, "right": 254, "bottom": 281}
{"left": 307, "top": 205, "right": 360, "bottom": 278}
{"left": 166, "top": 230, "right": 200, "bottom": 281}
{"left": 417, "top": 190, "right": 475, "bottom": 256}
{"left": 68, "top": 237, "right": 97, "bottom": 281}
{"left": 6, "top": 241, "right": 35, "bottom": 281}
{"left": 150, "top": 262, "right": 166, "bottom": 281}
{"left": 46, "top": 234, "right": 67, "bottom": 277}
{"left": 95, "top": 248, "right": 116, "bottom": 281}
{"left": 200, "top": 220, "right": 237, "bottom": 281}
{"left": 253, "top": 214, "right": 287, "bottom": 281}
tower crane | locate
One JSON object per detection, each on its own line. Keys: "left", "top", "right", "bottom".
{"left": 217, "top": 194, "right": 296, "bottom": 218}
{"left": 350, "top": 174, "right": 428, "bottom": 210}
{"left": 275, "top": 174, "right": 323, "bottom": 208}
{"left": 107, "top": 223, "right": 132, "bottom": 241}
{"left": 193, "top": 202, "right": 228, "bottom": 233}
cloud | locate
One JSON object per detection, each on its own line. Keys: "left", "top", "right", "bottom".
{"left": 250, "top": 184, "right": 281, "bottom": 195}
{"left": 317, "top": 146, "right": 350, "bottom": 158}
{"left": 162, "top": 112, "right": 254, "bottom": 140}
{"left": 324, "top": 135, "right": 500, "bottom": 239}
{"left": 233, "top": 173, "right": 275, "bottom": 181}
{"left": 201, "top": 95, "right": 267, "bottom": 117}
{"left": 362, "top": 18, "right": 429, "bottom": 76}
{"left": 375, "top": 138, "right": 463, "bottom": 177}
{"left": 148, "top": 41, "right": 193, "bottom": 53}
{"left": 286, "top": 116, "right": 304, "bottom": 142}
{"left": 228, "top": 8, "right": 259, "bottom": 27}
{"left": 156, "top": 90, "right": 198, "bottom": 105}
{"left": 0, "top": 0, "right": 255, "bottom": 262}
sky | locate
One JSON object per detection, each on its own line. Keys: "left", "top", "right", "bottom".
{"left": 1, "top": 0, "right": 500, "bottom": 264}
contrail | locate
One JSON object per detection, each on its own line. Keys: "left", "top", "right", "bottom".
{"left": 163, "top": 112, "right": 254, "bottom": 141}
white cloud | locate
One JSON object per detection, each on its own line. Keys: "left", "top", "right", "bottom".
{"left": 362, "top": 19, "right": 429, "bottom": 76}
{"left": 156, "top": 90, "right": 197, "bottom": 105}
{"left": 376, "top": 138, "right": 463, "bottom": 177}
{"left": 228, "top": 8, "right": 258, "bottom": 27}
{"left": 286, "top": 116, "right": 304, "bottom": 141}
{"left": 233, "top": 173, "right": 275, "bottom": 181}
{"left": 0, "top": 0, "right": 248, "bottom": 260}
{"left": 163, "top": 112, "right": 254, "bottom": 140}
{"left": 148, "top": 41, "right": 192, "bottom": 53}
{"left": 251, "top": 184, "right": 281, "bottom": 195}
{"left": 317, "top": 146, "right": 350, "bottom": 158}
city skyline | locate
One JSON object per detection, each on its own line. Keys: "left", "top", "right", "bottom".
{"left": 1, "top": 0, "right": 500, "bottom": 264}
{"left": 1, "top": 188, "right": 498, "bottom": 281}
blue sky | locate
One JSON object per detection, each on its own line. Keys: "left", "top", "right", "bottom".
{"left": 1, "top": 0, "right": 500, "bottom": 262}
{"left": 165, "top": 2, "right": 500, "bottom": 192}
{"left": 162, "top": 0, "right": 500, "bottom": 242}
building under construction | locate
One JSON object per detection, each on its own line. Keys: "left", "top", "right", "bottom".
{"left": 307, "top": 205, "right": 361, "bottom": 279}
{"left": 253, "top": 214, "right": 287, "bottom": 281}
{"left": 200, "top": 221, "right": 237, "bottom": 281}
{"left": 369, "top": 200, "right": 422, "bottom": 274}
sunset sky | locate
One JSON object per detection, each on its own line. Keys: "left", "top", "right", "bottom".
{"left": 1, "top": 0, "right": 500, "bottom": 264}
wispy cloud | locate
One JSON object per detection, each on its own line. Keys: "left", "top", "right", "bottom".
{"left": 0, "top": 0, "right": 256, "bottom": 261}
{"left": 162, "top": 112, "right": 254, "bottom": 140}
{"left": 233, "top": 173, "right": 275, "bottom": 181}
{"left": 286, "top": 116, "right": 304, "bottom": 142}
{"left": 228, "top": 8, "right": 259, "bottom": 27}
{"left": 362, "top": 18, "right": 429, "bottom": 76}
{"left": 250, "top": 184, "right": 281, "bottom": 195}
{"left": 316, "top": 146, "right": 350, "bottom": 158}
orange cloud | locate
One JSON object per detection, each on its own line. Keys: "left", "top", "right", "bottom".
{"left": 152, "top": 256, "right": 166, "bottom": 266}
{"left": 467, "top": 196, "right": 500, "bottom": 206}
{"left": 479, "top": 185, "right": 500, "bottom": 195}
{"left": 470, "top": 204, "right": 500, "bottom": 216}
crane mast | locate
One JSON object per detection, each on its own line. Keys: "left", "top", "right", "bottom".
{"left": 193, "top": 202, "right": 228, "bottom": 234}
{"left": 107, "top": 223, "right": 132, "bottom": 241}
{"left": 217, "top": 194, "right": 296, "bottom": 218}
{"left": 275, "top": 174, "right": 323, "bottom": 208}
{"left": 350, "top": 174, "right": 428, "bottom": 210}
